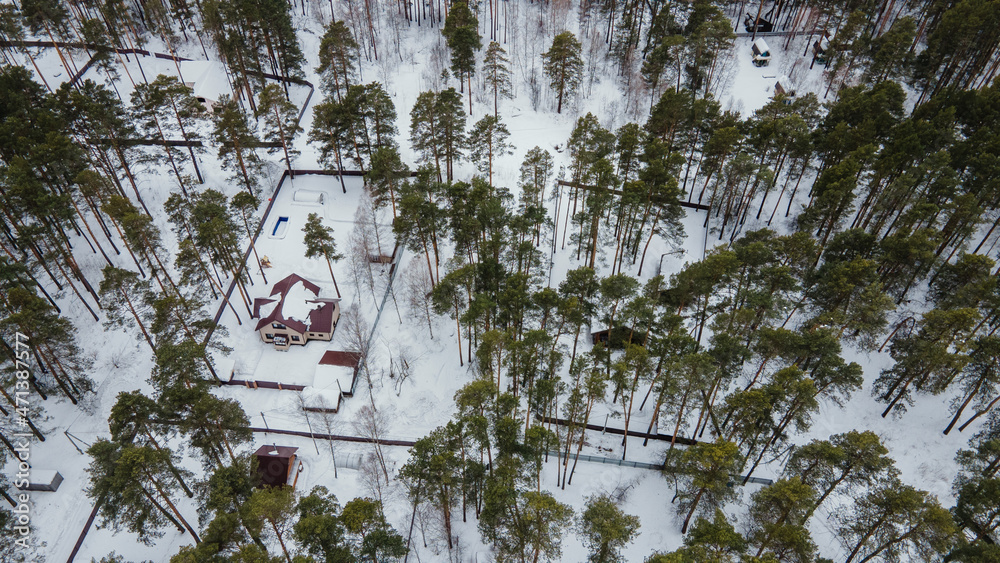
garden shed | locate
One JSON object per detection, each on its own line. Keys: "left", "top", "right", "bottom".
{"left": 255, "top": 445, "right": 298, "bottom": 487}
{"left": 752, "top": 39, "right": 772, "bottom": 67}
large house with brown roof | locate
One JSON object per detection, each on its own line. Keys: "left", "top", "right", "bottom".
{"left": 252, "top": 274, "right": 340, "bottom": 350}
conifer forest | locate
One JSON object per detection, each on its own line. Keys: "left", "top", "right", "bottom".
{"left": 3, "top": 0, "right": 1000, "bottom": 560}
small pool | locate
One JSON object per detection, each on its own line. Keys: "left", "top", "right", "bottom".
{"left": 270, "top": 216, "right": 289, "bottom": 239}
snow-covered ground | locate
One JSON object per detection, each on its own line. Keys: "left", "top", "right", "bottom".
{"left": 6, "top": 4, "right": 989, "bottom": 562}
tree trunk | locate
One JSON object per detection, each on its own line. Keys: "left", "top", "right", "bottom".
{"left": 681, "top": 488, "right": 705, "bottom": 533}
{"left": 324, "top": 255, "right": 341, "bottom": 298}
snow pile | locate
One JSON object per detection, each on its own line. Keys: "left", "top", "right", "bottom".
{"left": 279, "top": 282, "right": 323, "bottom": 328}
{"left": 257, "top": 299, "right": 279, "bottom": 320}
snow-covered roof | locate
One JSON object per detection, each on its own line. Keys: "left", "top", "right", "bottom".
{"left": 314, "top": 364, "right": 355, "bottom": 396}
{"left": 213, "top": 356, "right": 237, "bottom": 381}
{"left": 179, "top": 60, "right": 232, "bottom": 103}
{"left": 752, "top": 38, "right": 771, "bottom": 56}
{"left": 282, "top": 283, "right": 324, "bottom": 328}
{"left": 775, "top": 75, "right": 795, "bottom": 95}
{"left": 253, "top": 274, "right": 339, "bottom": 334}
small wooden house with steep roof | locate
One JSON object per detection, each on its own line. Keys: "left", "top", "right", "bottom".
{"left": 752, "top": 38, "right": 772, "bottom": 67}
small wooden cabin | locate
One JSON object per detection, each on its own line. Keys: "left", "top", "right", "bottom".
{"left": 812, "top": 35, "right": 831, "bottom": 66}
{"left": 744, "top": 15, "right": 773, "bottom": 33}
{"left": 752, "top": 39, "right": 772, "bottom": 67}
{"left": 255, "top": 445, "right": 298, "bottom": 487}
{"left": 775, "top": 76, "right": 797, "bottom": 101}
{"left": 179, "top": 61, "right": 232, "bottom": 113}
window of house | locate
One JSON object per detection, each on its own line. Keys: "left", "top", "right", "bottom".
{"left": 265, "top": 333, "right": 274, "bottom": 339}
{"left": 291, "top": 335, "right": 300, "bottom": 342}
{"left": 272, "top": 323, "right": 285, "bottom": 330}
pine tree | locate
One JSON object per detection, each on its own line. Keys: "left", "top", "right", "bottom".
{"left": 0, "top": 5, "right": 52, "bottom": 92}
{"left": 409, "top": 91, "right": 444, "bottom": 181}
{"left": 102, "top": 195, "right": 178, "bottom": 297}
{"left": 671, "top": 438, "right": 742, "bottom": 534}
{"left": 836, "top": 477, "right": 956, "bottom": 563}
{"left": 131, "top": 75, "right": 206, "bottom": 184}
{"left": 437, "top": 88, "right": 468, "bottom": 182}
{"left": 863, "top": 16, "right": 916, "bottom": 83}
{"left": 19, "top": 0, "right": 72, "bottom": 76}
{"left": 542, "top": 31, "right": 584, "bottom": 114}
{"left": 98, "top": 266, "right": 155, "bottom": 351}
{"left": 212, "top": 95, "right": 264, "bottom": 197}
{"left": 647, "top": 509, "right": 747, "bottom": 562}
{"left": 317, "top": 20, "right": 359, "bottom": 102}
{"left": 108, "top": 390, "right": 193, "bottom": 498}
{"left": 469, "top": 115, "right": 513, "bottom": 186}
{"left": 482, "top": 41, "right": 512, "bottom": 117}
{"left": 576, "top": 494, "right": 641, "bottom": 563}
{"left": 913, "top": 0, "right": 1000, "bottom": 98}
{"left": 61, "top": 79, "right": 147, "bottom": 214}
{"left": 744, "top": 477, "right": 817, "bottom": 562}
{"left": 202, "top": 0, "right": 303, "bottom": 106}
{"left": 441, "top": 1, "right": 481, "bottom": 114}
{"left": 257, "top": 83, "right": 302, "bottom": 176}
{"left": 399, "top": 426, "right": 461, "bottom": 549}
{"left": 159, "top": 385, "right": 251, "bottom": 467}
{"left": 247, "top": 485, "right": 297, "bottom": 562}
{"left": 310, "top": 97, "right": 357, "bottom": 193}
{"left": 945, "top": 335, "right": 1000, "bottom": 434}
{"left": 231, "top": 191, "right": 267, "bottom": 285}
{"left": 518, "top": 147, "right": 554, "bottom": 245}
{"left": 785, "top": 430, "right": 896, "bottom": 520}
{"left": 952, "top": 472, "right": 1000, "bottom": 547}
{"left": 86, "top": 439, "right": 200, "bottom": 544}
{"left": 431, "top": 265, "right": 475, "bottom": 364}
{"left": 303, "top": 213, "right": 343, "bottom": 298}
{"left": 641, "top": 36, "right": 685, "bottom": 104}
{"left": 189, "top": 189, "right": 247, "bottom": 302}
{"left": 130, "top": 80, "right": 193, "bottom": 189}
{"left": 293, "top": 486, "right": 352, "bottom": 562}
{"left": 201, "top": 456, "right": 269, "bottom": 554}
{"left": 409, "top": 89, "right": 467, "bottom": 182}
{"left": 367, "top": 146, "right": 409, "bottom": 217}
{"left": 2, "top": 288, "right": 93, "bottom": 408}
{"left": 684, "top": 3, "right": 736, "bottom": 97}
{"left": 348, "top": 82, "right": 399, "bottom": 163}
{"left": 341, "top": 497, "right": 408, "bottom": 561}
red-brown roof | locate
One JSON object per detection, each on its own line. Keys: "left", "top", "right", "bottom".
{"left": 269, "top": 273, "right": 320, "bottom": 299}
{"left": 307, "top": 300, "right": 338, "bottom": 334}
{"left": 319, "top": 350, "right": 362, "bottom": 368}
{"left": 252, "top": 297, "right": 276, "bottom": 319}
{"left": 253, "top": 274, "right": 335, "bottom": 333}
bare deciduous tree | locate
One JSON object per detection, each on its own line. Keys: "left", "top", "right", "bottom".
{"left": 388, "top": 345, "right": 415, "bottom": 395}
{"left": 403, "top": 264, "right": 435, "bottom": 339}
{"left": 340, "top": 304, "right": 374, "bottom": 387}
{"left": 359, "top": 451, "right": 390, "bottom": 508}
{"left": 353, "top": 403, "right": 391, "bottom": 483}
{"left": 297, "top": 393, "right": 340, "bottom": 477}
{"left": 349, "top": 205, "right": 379, "bottom": 303}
